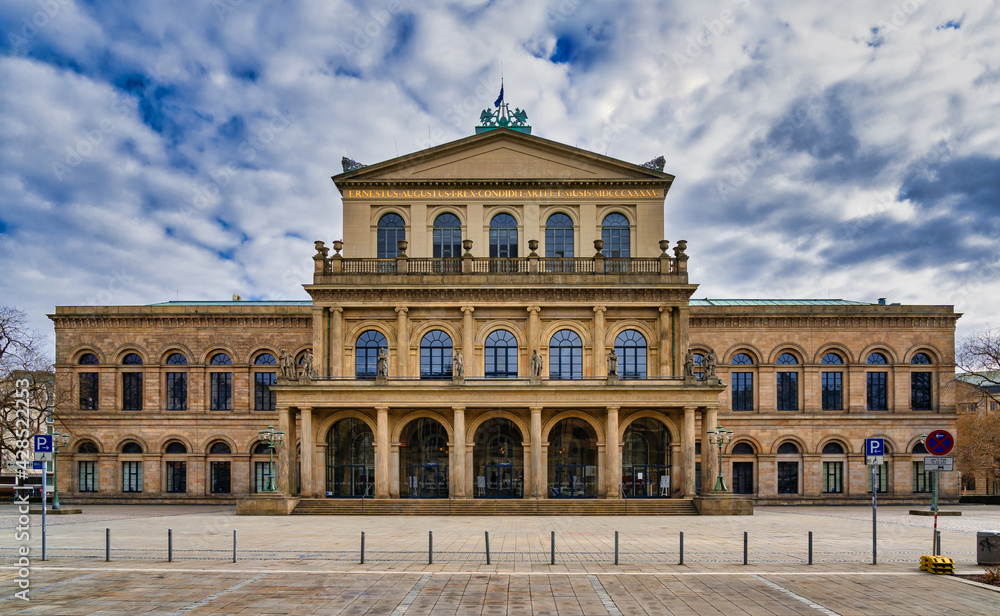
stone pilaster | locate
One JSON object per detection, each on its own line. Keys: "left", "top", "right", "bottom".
{"left": 606, "top": 406, "right": 620, "bottom": 498}
{"left": 395, "top": 306, "right": 409, "bottom": 377}
{"left": 452, "top": 406, "right": 466, "bottom": 497}
{"left": 300, "top": 407, "right": 313, "bottom": 497}
{"left": 375, "top": 406, "right": 389, "bottom": 498}
{"left": 682, "top": 406, "right": 696, "bottom": 497}
{"left": 593, "top": 306, "right": 606, "bottom": 378}
{"left": 461, "top": 306, "right": 475, "bottom": 377}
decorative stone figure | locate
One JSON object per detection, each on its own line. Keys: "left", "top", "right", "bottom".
{"left": 530, "top": 350, "right": 543, "bottom": 377}
{"left": 684, "top": 349, "right": 696, "bottom": 378}
{"left": 453, "top": 350, "right": 464, "bottom": 379}
{"left": 300, "top": 350, "right": 315, "bottom": 379}
{"left": 705, "top": 349, "right": 718, "bottom": 379}
{"left": 279, "top": 349, "right": 296, "bottom": 379}
{"left": 376, "top": 348, "right": 388, "bottom": 378}
{"left": 607, "top": 349, "right": 618, "bottom": 377}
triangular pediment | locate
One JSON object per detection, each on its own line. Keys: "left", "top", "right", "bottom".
{"left": 333, "top": 129, "right": 673, "bottom": 186}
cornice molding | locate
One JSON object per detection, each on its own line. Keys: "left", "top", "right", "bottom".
{"left": 51, "top": 315, "right": 313, "bottom": 329}
{"left": 310, "top": 287, "right": 693, "bottom": 304}
{"left": 690, "top": 315, "right": 958, "bottom": 329}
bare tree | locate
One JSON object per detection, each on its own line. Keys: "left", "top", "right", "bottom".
{"left": 0, "top": 306, "right": 55, "bottom": 461}
{"left": 955, "top": 326, "right": 1000, "bottom": 491}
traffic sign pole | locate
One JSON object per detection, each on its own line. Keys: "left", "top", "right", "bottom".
{"left": 871, "top": 463, "right": 877, "bottom": 565}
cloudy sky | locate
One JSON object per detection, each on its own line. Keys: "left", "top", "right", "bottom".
{"left": 1, "top": 0, "right": 997, "bottom": 350}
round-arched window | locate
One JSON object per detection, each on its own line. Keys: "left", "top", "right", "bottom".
{"left": 433, "top": 213, "right": 462, "bottom": 258}
{"left": 79, "top": 353, "right": 100, "bottom": 365}
{"left": 420, "top": 330, "right": 453, "bottom": 380}
{"left": 822, "top": 442, "right": 845, "bottom": 455}
{"left": 355, "top": 330, "right": 387, "bottom": 379}
{"left": 776, "top": 353, "right": 798, "bottom": 365}
{"left": 489, "top": 213, "right": 518, "bottom": 259}
{"left": 777, "top": 442, "right": 799, "bottom": 455}
{"left": 732, "top": 442, "right": 755, "bottom": 455}
{"left": 377, "top": 213, "right": 406, "bottom": 258}
{"left": 731, "top": 353, "right": 754, "bottom": 365}
{"left": 209, "top": 441, "right": 232, "bottom": 455}
{"left": 211, "top": 353, "right": 232, "bottom": 365}
{"left": 867, "top": 352, "right": 887, "bottom": 365}
{"left": 121, "top": 441, "right": 143, "bottom": 454}
{"left": 485, "top": 329, "right": 517, "bottom": 378}
{"left": 821, "top": 353, "right": 843, "bottom": 364}
{"left": 545, "top": 213, "right": 574, "bottom": 258}
{"left": 601, "top": 213, "right": 630, "bottom": 258}
{"left": 254, "top": 353, "right": 277, "bottom": 365}
{"left": 550, "top": 330, "right": 582, "bottom": 380}
{"left": 166, "top": 353, "right": 188, "bottom": 365}
{"left": 164, "top": 442, "right": 187, "bottom": 454}
{"left": 122, "top": 353, "right": 143, "bottom": 365}
{"left": 911, "top": 353, "right": 932, "bottom": 365}
{"left": 614, "top": 330, "right": 647, "bottom": 379}
{"left": 77, "top": 441, "right": 100, "bottom": 454}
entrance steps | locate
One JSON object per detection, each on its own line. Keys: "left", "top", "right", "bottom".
{"left": 292, "top": 498, "right": 698, "bottom": 516}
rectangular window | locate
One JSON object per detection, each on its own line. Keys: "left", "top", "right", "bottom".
{"left": 867, "top": 464, "right": 888, "bottom": 494}
{"left": 122, "top": 461, "right": 142, "bottom": 492}
{"left": 913, "top": 461, "right": 933, "bottom": 493}
{"left": 211, "top": 461, "right": 231, "bottom": 494}
{"left": 777, "top": 462, "right": 799, "bottom": 494}
{"left": 821, "top": 372, "right": 842, "bottom": 410}
{"left": 122, "top": 372, "right": 143, "bottom": 411}
{"left": 911, "top": 372, "right": 932, "bottom": 410}
{"left": 777, "top": 372, "right": 798, "bottom": 410}
{"left": 166, "top": 461, "right": 187, "bottom": 493}
{"left": 732, "top": 462, "right": 753, "bottom": 494}
{"left": 79, "top": 373, "right": 99, "bottom": 410}
{"left": 822, "top": 461, "right": 843, "bottom": 493}
{"left": 255, "top": 461, "right": 274, "bottom": 493}
{"left": 78, "top": 461, "right": 97, "bottom": 492}
{"left": 165, "top": 372, "right": 187, "bottom": 411}
{"left": 732, "top": 372, "right": 753, "bottom": 410}
{"left": 254, "top": 372, "right": 276, "bottom": 411}
{"left": 211, "top": 372, "right": 232, "bottom": 410}
{"left": 867, "top": 372, "right": 888, "bottom": 410}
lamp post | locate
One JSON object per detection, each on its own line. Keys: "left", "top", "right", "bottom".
{"left": 51, "top": 432, "right": 69, "bottom": 510}
{"left": 706, "top": 425, "right": 734, "bottom": 492}
{"left": 258, "top": 425, "right": 284, "bottom": 492}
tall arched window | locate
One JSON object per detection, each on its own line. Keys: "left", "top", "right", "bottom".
{"left": 730, "top": 353, "right": 754, "bottom": 411}
{"left": 253, "top": 353, "right": 277, "bottom": 411}
{"left": 377, "top": 213, "right": 406, "bottom": 258}
{"left": 545, "top": 213, "right": 574, "bottom": 258}
{"left": 614, "top": 330, "right": 647, "bottom": 379}
{"left": 485, "top": 329, "right": 518, "bottom": 378}
{"left": 121, "top": 353, "right": 143, "bottom": 411}
{"left": 420, "top": 330, "right": 453, "bottom": 380}
{"left": 910, "top": 352, "right": 933, "bottom": 410}
{"left": 549, "top": 330, "right": 582, "bottom": 380}
{"left": 165, "top": 353, "right": 188, "bottom": 411}
{"left": 433, "top": 213, "right": 462, "bottom": 258}
{"left": 209, "top": 353, "right": 232, "bottom": 411}
{"left": 355, "top": 330, "right": 387, "bottom": 379}
{"left": 821, "top": 352, "right": 843, "bottom": 410}
{"left": 601, "top": 213, "right": 630, "bottom": 258}
{"left": 866, "top": 352, "right": 888, "bottom": 410}
{"left": 78, "top": 353, "right": 100, "bottom": 411}
{"left": 775, "top": 353, "right": 799, "bottom": 411}
{"left": 489, "top": 213, "right": 518, "bottom": 258}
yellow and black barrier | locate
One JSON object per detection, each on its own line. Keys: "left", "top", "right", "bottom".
{"left": 920, "top": 555, "right": 954, "bottom": 575}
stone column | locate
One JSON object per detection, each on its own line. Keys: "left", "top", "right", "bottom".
{"left": 593, "top": 306, "right": 606, "bottom": 378}
{"left": 452, "top": 406, "right": 466, "bottom": 497}
{"left": 277, "top": 406, "right": 296, "bottom": 496}
{"left": 527, "top": 306, "right": 541, "bottom": 358}
{"left": 530, "top": 406, "right": 543, "bottom": 498}
{"left": 461, "top": 306, "right": 475, "bottom": 377}
{"left": 312, "top": 306, "right": 328, "bottom": 377}
{"left": 659, "top": 306, "right": 672, "bottom": 377}
{"left": 395, "top": 306, "right": 409, "bottom": 377}
{"left": 682, "top": 406, "right": 696, "bottom": 497}
{"left": 675, "top": 305, "right": 690, "bottom": 377}
{"left": 701, "top": 407, "right": 718, "bottom": 492}
{"left": 375, "top": 406, "right": 390, "bottom": 498}
{"left": 300, "top": 407, "right": 313, "bottom": 497}
{"left": 606, "top": 406, "right": 620, "bottom": 498}
{"left": 330, "top": 306, "right": 343, "bottom": 378}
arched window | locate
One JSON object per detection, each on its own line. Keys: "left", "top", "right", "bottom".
{"left": 164, "top": 441, "right": 187, "bottom": 454}
{"left": 77, "top": 441, "right": 100, "bottom": 454}
{"left": 822, "top": 442, "right": 845, "bottom": 454}
{"left": 614, "top": 330, "right": 647, "bottom": 379}
{"left": 730, "top": 353, "right": 754, "bottom": 411}
{"left": 489, "top": 213, "right": 518, "bottom": 258}
{"left": 253, "top": 353, "right": 277, "bottom": 411}
{"left": 821, "top": 352, "right": 844, "bottom": 411}
{"left": 211, "top": 353, "right": 232, "bottom": 365}
{"left": 866, "top": 352, "right": 888, "bottom": 410}
{"left": 164, "top": 443, "right": 187, "bottom": 493}
{"left": 433, "top": 213, "right": 462, "bottom": 258}
{"left": 776, "top": 441, "right": 800, "bottom": 494}
{"left": 420, "top": 330, "right": 453, "bottom": 380}
{"left": 549, "top": 330, "right": 582, "bottom": 380}
{"left": 165, "top": 353, "right": 187, "bottom": 365}
{"left": 821, "top": 353, "right": 843, "bottom": 364}
{"left": 777, "top": 442, "right": 799, "bottom": 455}
{"left": 121, "top": 441, "right": 143, "bottom": 454}
{"left": 485, "top": 329, "right": 517, "bottom": 378}
{"left": 732, "top": 442, "right": 755, "bottom": 455}
{"left": 252, "top": 442, "right": 273, "bottom": 455}
{"left": 122, "top": 353, "right": 143, "bottom": 365}
{"left": 254, "top": 353, "right": 277, "bottom": 365}
{"left": 210, "top": 353, "right": 232, "bottom": 411}
{"left": 165, "top": 353, "right": 188, "bottom": 411}
{"left": 693, "top": 353, "right": 705, "bottom": 379}
{"left": 545, "top": 213, "right": 574, "bottom": 258}
{"left": 775, "top": 353, "right": 799, "bottom": 411}
{"left": 377, "top": 213, "right": 406, "bottom": 258}
{"left": 209, "top": 441, "right": 232, "bottom": 455}
{"left": 821, "top": 442, "right": 846, "bottom": 494}
{"left": 601, "top": 213, "right": 630, "bottom": 258}
{"left": 911, "top": 353, "right": 932, "bottom": 410}
{"left": 79, "top": 353, "right": 100, "bottom": 365}
{"left": 776, "top": 353, "right": 798, "bottom": 365}
{"left": 208, "top": 442, "right": 232, "bottom": 493}
{"left": 121, "top": 354, "right": 143, "bottom": 411}
{"left": 78, "top": 354, "right": 100, "bottom": 411}
{"left": 120, "top": 442, "right": 143, "bottom": 493}
{"left": 913, "top": 442, "right": 932, "bottom": 492}
{"left": 355, "top": 330, "right": 387, "bottom": 379}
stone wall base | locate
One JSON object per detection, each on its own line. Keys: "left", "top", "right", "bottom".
{"left": 236, "top": 496, "right": 300, "bottom": 515}
{"left": 693, "top": 494, "right": 754, "bottom": 515}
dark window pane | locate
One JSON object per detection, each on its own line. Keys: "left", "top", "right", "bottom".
{"left": 777, "top": 372, "right": 798, "bottom": 410}
{"left": 821, "top": 353, "right": 842, "bottom": 365}
{"left": 355, "top": 330, "right": 387, "bottom": 379}
{"left": 121, "top": 441, "right": 143, "bottom": 454}
{"left": 209, "top": 441, "right": 232, "bottom": 455}
{"left": 211, "top": 353, "right": 232, "bottom": 365}
{"left": 867, "top": 372, "right": 888, "bottom": 410}
{"left": 122, "top": 353, "right": 143, "bottom": 365}
{"left": 166, "top": 353, "right": 187, "bottom": 365}
{"left": 866, "top": 352, "right": 887, "bottom": 365}
{"left": 823, "top": 461, "right": 843, "bottom": 493}
{"left": 777, "top": 461, "right": 798, "bottom": 494}
{"left": 545, "top": 213, "right": 574, "bottom": 258}
{"left": 165, "top": 441, "right": 187, "bottom": 454}
{"left": 821, "top": 372, "right": 842, "bottom": 410}
{"left": 731, "top": 353, "right": 753, "bottom": 365}
{"left": 777, "top": 442, "right": 799, "bottom": 454}
{"left": 255, "top": 372, "right": 276, "bottom": 410}
{"left": 79, "top": 353, "right": 100, "bottom": 365}
{"left": 822, "top": 442, "right": 844, "bottom": 454}
{"left": 122, "top": 372, "right": 143, "bottom": 410}
{"left": 211, "top": 372, "right": 232, "bottom": 410}
{"left": 122, "top": 461, "right": 142, "bottom": 492}
{"left": 77, "top": 441, "right": 99, "bottom": 454}
{"left": 433, "top": 213, "right": 462, "bottom": 258}
{"left": 166, "top": 372, "right": 187, "bottom": 410}
{"left": 210, "top": 461, "right": 231, "bottom": 493}
{"left": 254, "top": 353, "right": 277, "bottom": 365}
{"left": 776, "top": 353, "right": 798, "bottom": 365}
{"left": 910, "top": 352, "right": 932, "bottom": 365}
{"left": 420, "top": 330, "right": 453, "bottom": 380}
{"left": 614, "top": 330, "right": 647, "bottom": 379}
{"left": 911, "top": 372, "right": 932, "bottom": 409}
{"left": 489, "top": 213, "right": 518, "bottom": 259}
{"left": 79, "top": 372, "right": 99, "bottom": 410}
{"left": 377, "top": 213, "right": 406, "bottom": 259}
{"left": 166, "top": 461, "right": 186, "bottom": 493}
{"left": 484, "top": 329, "right": 518, "bottom": 378}
{"left": 601, "top": 213, "right": 630, "bottom": 258}
{"left": 549, "top": 330, "right": 582, "bottom": 380}
{"left": 732, "top": 372, "right": 753, "bottom": 410}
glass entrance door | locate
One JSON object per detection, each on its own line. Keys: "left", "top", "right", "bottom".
{"left": 552, "top": 464, "right": 595, "bottom": 498}
{"left": 485, "top": 463, "right": 516, "bottom": 498}
{"left": 409, "top": 463, "right": 447, "bottom": 498}
{"left": 733, "top": 462, "right": 753, "bottom": 494}
{"left": 333, "top": 464, "right": 373, "bottom": 497}
{"left": 623, "top": 465, "right": 669, "bottom": 497}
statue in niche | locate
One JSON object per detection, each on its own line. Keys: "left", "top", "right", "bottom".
{"left": 705, "top": 349, "right": 718, "bottom": 379}
{"left": 279, "top": 349, "right": 296, "bottom": 379}
{"left": 684, "top": 349, "right": 696, "bottom": 378}
{"left": 607, "top": 349, "right": 618, "bottom": 377}
{"left": 376, "top": 348, "right": 389, "bottom": 378}
{"left": 300, "top": 350, "right": 315, "bottom": 379}
{"left": 530, "top": 350, "right": 543, "bottom": 377}
{"left": 453, "top": 350, "right": 464, "bottom": 379}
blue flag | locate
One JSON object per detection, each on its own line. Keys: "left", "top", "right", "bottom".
{"left": 494, "top": 83, "right": 504, "bottom": 108}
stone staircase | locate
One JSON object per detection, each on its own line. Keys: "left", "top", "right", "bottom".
{"left": 292, "top": 498, "right": 698, "bottom": 516}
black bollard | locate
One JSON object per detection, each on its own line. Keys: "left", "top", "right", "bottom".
{"left": 679, "top": 531, "right": 684, "bottom": 566}
{"left": 485, "top": 531, "right": 491, "bottom": 565}
{"left": 808, "top": 531, "right": 813, "bottom": 565}
{"left": 614, "top": 531, "right": 619, "bottom": 566}
{"left": 429, "top": 531, "right": 433, "bottom": 565}
{"left": 361, "top": 531, "right": 365, "bottom": 565}
{"left": 551, "top": 531, "right": 555, "bottom": 565}
{"left": 233, "top": 530, "right": 237, "bottom": 563}
{"left": 168, "top": 529, "right": 173, "bottom": 563}
{"left": 106, "top": 528, "right": 110, "bottom": 562}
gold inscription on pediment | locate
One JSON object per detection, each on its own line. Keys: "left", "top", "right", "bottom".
{"left": 345, "top": 188, "right": 660, "bottom": 200}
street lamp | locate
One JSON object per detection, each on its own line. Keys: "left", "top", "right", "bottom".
{"left": 257, "top": 425, "right": 284, "bottom": 493}
{"left": 51, "top": 432, "right": 70, "bottom": 510}
{"left": 706, "top": 425, "right": 734, "bottom": 492}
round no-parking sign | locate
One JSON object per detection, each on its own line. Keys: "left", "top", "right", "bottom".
{"left": 925, "top": 430, "right": 954, "bottom": 455}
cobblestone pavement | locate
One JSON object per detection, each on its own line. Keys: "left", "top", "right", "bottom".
{"left": 0, "top": 504, "right": 997, "bottom": 614}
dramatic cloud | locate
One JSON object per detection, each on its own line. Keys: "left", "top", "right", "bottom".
{"left": 1, "top": 0, "right": 998, "bottom": 349}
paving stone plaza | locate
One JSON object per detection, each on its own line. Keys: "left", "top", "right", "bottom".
{"left": 0, "top": 505, "right": 998, "bottom": 614}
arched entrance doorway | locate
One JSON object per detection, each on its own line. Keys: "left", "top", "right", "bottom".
{"left": 548, "top": 418, "right": 598, "bottom": 498}
{"left": 473, "top": 418, "right": 524, "bottom": 498}
{"left": 325, "top": 418, "right": 374, "bottom": 498}
{"left": 400, "top": 417, "right": 449, "bottom": 498}
{"left": 622, "top": 417, "right": 672, "bottom": 498}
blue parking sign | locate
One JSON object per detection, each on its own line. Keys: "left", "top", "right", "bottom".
{"left": 34, "top": 434, "right": 53, "bottom": 453}
{"left": 865, "top": 438, "right": 884, "bottom": 456}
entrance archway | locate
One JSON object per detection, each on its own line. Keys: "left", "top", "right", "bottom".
{"left": 325, "top": 418, "right": 374, "bottom": 498}
{"left": 622, "top": 417, "right": 672, "bottom": 497}
{"left": 548, "top": 418, "right": 598, "bottom": 498}
{"left": 399, "top": 417, "right": 449, "bottom": 498}
{"left": 473, "top": 418, "right": 524, "bottom": 498}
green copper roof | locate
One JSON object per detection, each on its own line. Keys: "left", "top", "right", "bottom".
{"left": 690, "top": 299, "right": 874, "bottom": 306}
{"left": 149, "top": 300, "right": 312, "bottom": 306}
